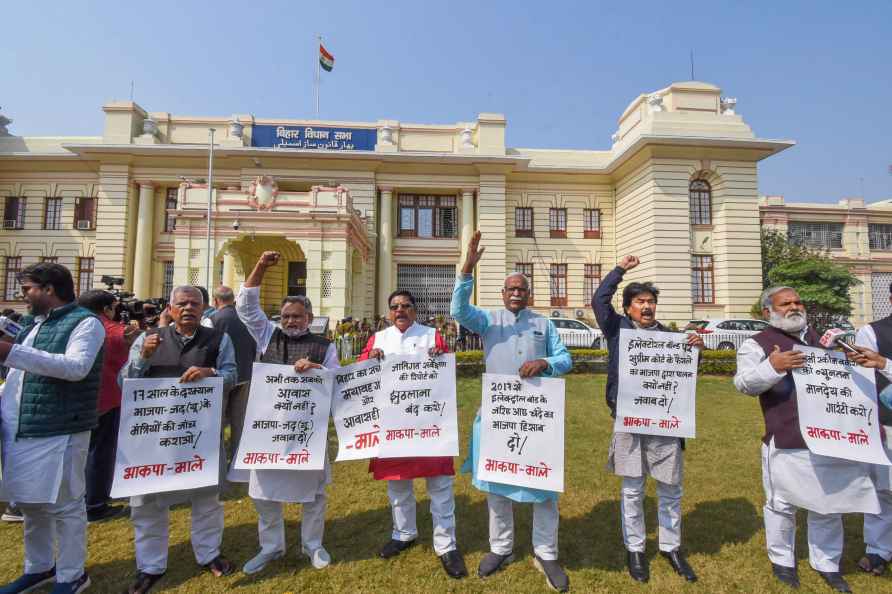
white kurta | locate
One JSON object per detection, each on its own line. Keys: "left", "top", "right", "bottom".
{"left": 233, "top": 284, "right": 338, "bottom": 502}
{"left": 0, "top": 315, "right": 104, "bottom": 504}
{"left": 735, "top": 334, "right": 880, "bottom": 515}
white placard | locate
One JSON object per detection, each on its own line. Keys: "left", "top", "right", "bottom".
{"left": 476, "top": 374, "right": 565, "bottom": 492}
{"left": 233, "top": 363, "right": 333, "bottom": 471}
{"left": 614, "top": 329, "right": 699, "bottom": 439}
{"left": 111, "top": 377, "right": 223, "bottom": 498}
{"left": 377, "top": 353, "right": 460, "bottom": 458}
{"left": 792, "top": 346, "right": 891, "bottom": 465}
{"left": 332, "top": 359, "right": 384, "bottom": 461}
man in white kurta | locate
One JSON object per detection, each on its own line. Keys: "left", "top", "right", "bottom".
{"left": 735, "top": 286, "right": 879, "bottom": 593}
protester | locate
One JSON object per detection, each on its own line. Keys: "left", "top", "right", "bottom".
{"left": 0, "top": 262, "right": 105, "bottom": 594}
{"left": 734, "top": 286, "right": 881, "bottom": 592}
{"left": 119, "top": 285, "right": 237, "bottom": 593}
{"left": 593, "top": 255, "right": 703, "bottom": 584}
{"left": 233, "top": 251, "right": 338, "bottom": 575}
{"left": 77, "top": 289, "right": 139, "bottom": 523}
{"left": 194, "top": 285, "right": 215, "bottom": 328}
{"left": 209, "top": 285, "right": 257, "bottom": 465}
{"left": 450, "top": 231, "right": 572, "bottom": 592}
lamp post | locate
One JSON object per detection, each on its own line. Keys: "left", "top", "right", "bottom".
{"left": 205, "top": 128, "right": 216, "bottom": 288}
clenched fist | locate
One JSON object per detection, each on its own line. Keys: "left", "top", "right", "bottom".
{"left": 618, "top": 255, "right": 640, "bottom": 271}
{"left": 141, "top": 333, "right": 162, "bottom": 359}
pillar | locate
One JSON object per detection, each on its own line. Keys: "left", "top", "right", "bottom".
{"left": 378, "top": 187, "right": 393, "bottom": 314}
{"left": 222, "top": 251, "right": 238, "bottom": 288}
{"left": 132, "top": 182, "right": 155, "bottom": 298}
{"left": 460, "top": 188, "right": 477, "bottom": 304}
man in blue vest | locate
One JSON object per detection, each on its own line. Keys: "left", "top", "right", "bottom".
{"left": 0, "top": 262, "right": 105, "bottom": 594}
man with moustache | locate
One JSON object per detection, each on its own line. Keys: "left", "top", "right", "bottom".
{"left": 734, "top": 286, "right": 880, "bottom": 593}
{"left": 593, "top": 255, "right": 703, "bottom": 584}
{"left": 451, "top": 231, "right": 572, "bottom": 593}
{"left": 357, "top": 288, "right": 468, "bottom": 580}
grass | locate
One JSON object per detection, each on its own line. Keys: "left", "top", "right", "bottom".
{"left": 2, "top": 374, "right": 889, "bottom": 593}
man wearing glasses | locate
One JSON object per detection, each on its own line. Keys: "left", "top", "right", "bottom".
{"left": 357, "top": 289, "right": 468, "bottom": 579}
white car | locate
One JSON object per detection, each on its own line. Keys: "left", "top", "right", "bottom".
{"left": 685, "top": 318, "right": 771, "bottom": 350}
{"left": 549, "top": 318, "right": 603, "bottom": 348}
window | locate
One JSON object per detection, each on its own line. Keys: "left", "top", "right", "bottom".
{"left": 321, "top": 270, "right": 333, "bottom": 298}
{"left": 549, "top": 208, "right": 567, "bottom": 238}
{"left": 395, "top": 263, "right": 457, "bottom": 318}
{"left": 788, "top": 221, "right": 843, "bottom": 250}
{"left": 164, "top": 188, "right": 178, "bottom": 233}
{"left": 77, "top": 257, "right": 94, "bottom": 295}
{"left": 869, "top": 224, "right": 892, "bottom": 250}
{"left": 583, "top": 209, "right": 601, "bottom": 239}
{"left": 691, "top": 255, "right": 714, "bottom": 304}
{"left": 74, "top": 197, "right": 96, "bottom": 230}
{"left": 397, "top": 194, "right": 457, "bottom": 238}
{"left": 584, "top": 264, "right": 601, "bottom": 300}
{"left": 550, "top": 263, "right": 567, "bottom": 306}
{"left": 41, "top": 256, "right": 58, "bottom": 263}
{"left": 3, "top": 197, "right": 26, "bottom": 230}
{"left": 4, "top": 257, "right": 21, "bottom": 300}
{"left": 43, "top": 197, "right": 63, "bottom": 230}
{"left": 515, "top": 207, "right": 533, "bottom": 237}
{"left": 515, "top": 262, "right": 534, "bottom": 305}
{"left": 689, "top": 180, "right": 712, "bottom": 226}
{"left": 162, "top": 261, "right": 174, "bottom": 298}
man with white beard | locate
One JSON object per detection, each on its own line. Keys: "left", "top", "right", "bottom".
{"left": 734, "top": 286, "right": 880, "bottom": 593}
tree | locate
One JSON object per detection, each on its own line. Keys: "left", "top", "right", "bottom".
{"left": 760, "top": 228, "right": 824, "bottom": 289}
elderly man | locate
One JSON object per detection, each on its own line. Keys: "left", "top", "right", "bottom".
{"left": 232, "top": 251, "right": 339, "bottom": 575}
{"left": 734, "top": 286, "right": 880, "bottom": 593}
{"left": 593, "top": 255, "right": 702, "bottom": 584}
{"left": 0, "top": 263, "right": 104, "bottom": 594}
{"left": 119, "top": 286, "right": 237, "bottom": 594}
{"left": 450, "top": 231, "right": 572, "bottom": 592}
{"left": 357, "top": 288, "right": 467, "bottom": 580}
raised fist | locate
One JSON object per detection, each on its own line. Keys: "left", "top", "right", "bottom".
{"left": 618, "top": 255, "right": 640, "bottom": 271}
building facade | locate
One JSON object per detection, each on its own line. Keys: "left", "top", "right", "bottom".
{"left": 0, "top": 81, "right": 791, "bottom": 325}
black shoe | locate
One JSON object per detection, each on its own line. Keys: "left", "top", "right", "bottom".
{"left": 439, "top": 549, "right": 468, "bottom": 579}
{"left": 771, "top": 563, "right": 800, "bottom": 588}
{"left": 203, "top": 554, "right": 234, "bottom": 577}
{"left": 661, "top": 550, "right": 697, "bottom": 582}
{"left": 126, "top": 571, "right": 165, "bottom": 594}
{"left": 533, "top": 554, "right": 569, "bottom": 592}
{"left": 88, "top": 504, "right": 127, "bottom": 523}
{"left": 626, "top": 551, "right": 649, "bottom": 583}
{"left": 1, "top": 504, "right": 23, "bottom": 523}
{"left": 858, "top": 553, "right": 888, "bottom": 576}
{"left": 478, "top": 552, "right": 513, "bottom": 577}
{"left": 378, "top": 538, "right": 416, "bottom": 559}
{"left": 817, "top": 571, "right": 851, "bottom": 593}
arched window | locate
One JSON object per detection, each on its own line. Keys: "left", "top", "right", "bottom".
{"left": 689, "top": 179, "right": 712, "bottom": 226}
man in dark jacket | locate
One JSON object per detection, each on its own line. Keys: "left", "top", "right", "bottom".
{"left": 593, "top": 255, "right": 702, "bottom": 585}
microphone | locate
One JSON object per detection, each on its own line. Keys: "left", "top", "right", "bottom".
{"left": 0, "top": 315, "right": 22, "bottom": 339}
{"left": 819, "top": 328, "right": 859, "bottom": 353}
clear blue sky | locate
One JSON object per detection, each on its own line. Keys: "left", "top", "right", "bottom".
{"left": 4, "top": 1, "right": 890, "bottom": 203}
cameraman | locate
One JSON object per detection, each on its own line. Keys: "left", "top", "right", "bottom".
{"left": 78, "top": 290, "right": 139, "bottom": 522}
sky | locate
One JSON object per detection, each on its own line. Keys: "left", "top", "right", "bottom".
{"left": 3, "top": 0, "right": 891, "bottom": 203}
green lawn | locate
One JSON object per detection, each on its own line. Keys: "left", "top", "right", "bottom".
{"left": 2, "top": 375, "right": 889, "bottom": 593}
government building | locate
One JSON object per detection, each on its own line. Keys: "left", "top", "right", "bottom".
{"left": 0, "top": 81, "right": 792, "bottom": 325}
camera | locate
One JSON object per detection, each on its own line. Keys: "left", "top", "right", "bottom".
{"left": 99, "top": 276, "right": 167, "bottom": 327}
{"left": 232, "top": 219, "right": 240, "bottom": 231}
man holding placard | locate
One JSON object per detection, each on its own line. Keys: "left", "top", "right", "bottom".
{"left": 357, "top": 288, "right": 468, "bottom": 580}
{"left": 450, "top": 231, "right": 572, "bottom": 593}
{"left": 593, "top": 255, "right": 703, "bottom": 584}
{"left": 734, "top": 286, "right": 880, "bottom": 592}
{"left": 119, "top": 286, "right": 237, "bottom": 593}
{"left": 233, "top": 251, "right": 339, "bottom": 575}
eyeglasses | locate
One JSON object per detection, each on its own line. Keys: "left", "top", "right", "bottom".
{"left": 389, "top": 303, "right": 414, "bottom": 311}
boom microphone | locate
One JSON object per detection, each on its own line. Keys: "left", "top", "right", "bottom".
{"left": 819, "top": 328, "right": 858, "bottom": 353}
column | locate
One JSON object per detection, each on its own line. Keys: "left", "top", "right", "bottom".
{"left": 132, "top": 182, "right": 155, "bottom": 298}
{"left": 377, "top": 187, "right": 393, "bottom": 314}
{"left": 222, "top": 252, "right": 237, "bottom": 288}
{"left": 460, "top": 188, "right": 477, "bottom": 304}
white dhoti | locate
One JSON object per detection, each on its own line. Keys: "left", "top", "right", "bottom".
{"left": 762, "top": 440, "right": 880, "bottom": 572}
{"left": 864, "top": 426, "right": 892, "bottom": 561}
{"left": 388, "top": 475, "right": 457, "bottom": 556}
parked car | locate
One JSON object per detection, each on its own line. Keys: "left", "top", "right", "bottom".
{"left": 549, "top": 318, "right": 603, "bottom": 348}
{"left": 684, "top": 318, "right": 771, "bottom": 350}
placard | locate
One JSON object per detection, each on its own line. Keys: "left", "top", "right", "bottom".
{"left": 332, "top": 359, "right": 383, "bottom": 461}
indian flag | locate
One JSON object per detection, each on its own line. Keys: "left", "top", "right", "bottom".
{"left": 319, "top": 44, "right": 334, "bottom": 72}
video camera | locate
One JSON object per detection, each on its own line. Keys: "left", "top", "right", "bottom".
{"left": 100, "top": 275, "right": 168, "bottom": 327}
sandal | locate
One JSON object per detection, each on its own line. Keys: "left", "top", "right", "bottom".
{"left": 858, "top": 554, "right": 888, "bottom": 576}
{"left": 203, "top": 554, "right": 234, "bottom": 577}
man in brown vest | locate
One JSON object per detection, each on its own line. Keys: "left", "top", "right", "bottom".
{"left": 734, "top": 286, "right": 880, "bottom": 593}
{"left": 233, "top": 251, "right": 339, "bottom": 575}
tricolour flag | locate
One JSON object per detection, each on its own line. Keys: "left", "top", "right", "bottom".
{"left": 319, "top": 44, "right": 334, "bottom": 72}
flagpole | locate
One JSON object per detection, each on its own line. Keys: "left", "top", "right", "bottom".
{"left": 315, "top": 35, "right": 321, "bottom": 118}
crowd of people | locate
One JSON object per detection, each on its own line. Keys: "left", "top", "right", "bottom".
{"left": 0, "top": 232, "right": 889, "bottom": 593}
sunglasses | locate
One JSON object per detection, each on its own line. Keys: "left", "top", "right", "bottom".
{"left": 389, "top": 303, "right": 414, "bottom": 311}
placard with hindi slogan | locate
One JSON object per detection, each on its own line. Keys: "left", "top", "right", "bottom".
{"left": 477, "top": 374, "right": 565, "bottom": 492}
{"left": 792, "top": 345, "right": 891, "bottom": 465}
{"left": 377, "top": 353, "right": 460, "bottom": 458}
{"left": 332, "top": 358, "right": 383, "bottom": 461}
{"left": 111, "top": 377, "right": 223, "bottom": 498}
{"left": 614, "top": 329, "right": 699, "bottom": 439}
{"left": 233, "top": 363, "right": 333, "bottom": 471}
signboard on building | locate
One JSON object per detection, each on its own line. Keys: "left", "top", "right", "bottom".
{"left": 252, "top": 125, "right": 377, "bottom": 151}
